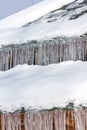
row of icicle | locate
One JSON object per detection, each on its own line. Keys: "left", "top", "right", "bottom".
{"left": 0, "top": 110, "right": 87, "bottom": 130}
{"left": 0, "top": 37, "right": 87, "bottom": 71}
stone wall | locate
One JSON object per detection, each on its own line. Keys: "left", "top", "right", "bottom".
{"left": 0, "top": 37, "right": 87, "bottom": 71}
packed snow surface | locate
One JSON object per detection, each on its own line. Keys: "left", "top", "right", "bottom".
{"left": 0, "top": 61, "right": 87, "bottom": 111}
{"left": 1, "top": 0, "right": 87, "bottom": 44}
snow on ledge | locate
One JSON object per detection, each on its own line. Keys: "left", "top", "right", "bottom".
{"left": 0, "top": 61, "right": 87, "bottom": 111}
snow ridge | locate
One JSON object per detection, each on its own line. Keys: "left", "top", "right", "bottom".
{"left": 1, "top": 0, "right": 87, "bottom": 44}
{"left": 0, "top": 61, "right": 87, "bottom": 111}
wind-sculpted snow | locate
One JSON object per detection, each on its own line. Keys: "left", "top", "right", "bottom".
{"left": 1, "top": 0, "right": 87, "bottom": 44}
{"left": 0, "top": 61, "right": 87, "bottom": 111}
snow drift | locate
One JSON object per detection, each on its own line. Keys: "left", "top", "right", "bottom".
{"left": 0, "top": 61, "right": 87, "bottom": 111}
{"left": 1, "top": 0, "right": 87, "bottom": 44}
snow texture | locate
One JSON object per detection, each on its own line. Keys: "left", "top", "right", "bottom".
{"left": 0, "top": 0, "right": 86, "bottom": 44}
{"left": 0, "top": 61, "right": 87, "bottom": 111}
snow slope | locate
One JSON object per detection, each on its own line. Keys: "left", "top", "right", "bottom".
{"left": 0, "top": 0, "right": 43, "bottom": 20}
{"left": 1, "top": 0, "right": 87, "bottom": 44}
{"left": 0, "top": 0, "right": 74, "bottom": 29}
{"left": 1, "top": 61, "right": 87, "bottom": 111}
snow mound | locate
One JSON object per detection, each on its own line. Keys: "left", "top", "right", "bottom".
{"left": 0, "top": 61, "right": 87, "bottom": 111}
{"left": 1, "top": 0, "right": 87, "bottom": 44}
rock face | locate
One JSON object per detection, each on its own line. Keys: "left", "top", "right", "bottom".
{"left": 0, "top": 37, "right": 87, "bottom": 71}
{"left": 0, "top": 109, "right": 87, "bottom": 130}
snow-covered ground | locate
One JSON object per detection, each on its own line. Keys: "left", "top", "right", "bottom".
{"left": 1, "top": 0, "right": 87, "bottom": 44}
{"left": 0, "top": 61, "right": 87, "bottom": 111}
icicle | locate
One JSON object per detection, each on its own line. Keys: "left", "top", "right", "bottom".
{"left": 54, "top": 110, "right": 66, "bottom": 130}
{"left": 2, "top": 113, "right": 21, "bottom": 130}
{"left": 25, "top": 111, "right": 53, "bottom": 130}
{"left": 74, "top": 109, "right": 86, "bottom": 130}
{"left": 24, "top": 110, "right": 66, "bottom": 130}
{"left": 0, "top": 37, "right": 87, "bottom": 71}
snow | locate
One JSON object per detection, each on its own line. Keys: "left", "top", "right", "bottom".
{"left": 0, "top": 0, "right": 83, "bottom": 44}
{"left": 0, "top": 61, "right": 87, "bottom": 111}
{"left": 0, "top": 0, "right": 87, "bottom": 113}
{"left": 0, "top": 0, "right": 75, "bottom": 29}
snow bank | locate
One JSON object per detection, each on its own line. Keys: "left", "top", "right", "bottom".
{"left": 0, "top": 0, "right": 75, "bottom": 29}
{"left": 0, "top": 61, "right": 87, "bottom": 111}
{"left": 0, "top": 0, "right": 78, "bottom": 44}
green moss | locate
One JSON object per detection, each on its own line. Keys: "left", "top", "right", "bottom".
{"left": 80, "top": 33, "right": 87, "bottom": 38}
{"left": 63, "top": 103, "right": 74, "bottom": 110}
{"left": 20, "top": 107, "right": 26, "bottom": 113}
